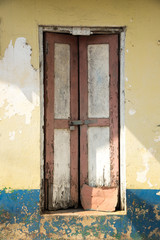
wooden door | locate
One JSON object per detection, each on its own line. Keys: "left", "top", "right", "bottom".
{"left": 44, "top": 33, "right": 119, "bottom": 211}
{"left": 79, "top": 35, "right": 119, "bottom": 211}
{"left": 44, "top": 33, "right": 79, "bottom": 210}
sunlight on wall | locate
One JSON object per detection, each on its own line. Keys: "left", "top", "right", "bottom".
{"left": 0, "top": 0, "right": 160, "bottom": 189}
{"left": 0, "top": 38, "right": 40, "bottom": 189}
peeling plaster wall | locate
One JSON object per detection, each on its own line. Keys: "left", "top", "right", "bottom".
{"left": 0, "top": 0, "right": 159, "bottom": 190}
{"left": 0, "top": 0, "right": 160, "bottom": 239}
{"left": 0, "top": 38, "right": 39, "bottom": 124}
{"left": 0, "top": 37, "right": 40, "bottom": 189}
{"left": 0, "top": 189, "right": 160, "bottom": 239}
{"left": 0, "top": 0, "right": 160, "bottom": 189}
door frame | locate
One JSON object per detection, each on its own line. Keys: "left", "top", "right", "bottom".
{"left": 39, "top": 25, "right": 126, "bottom": 213}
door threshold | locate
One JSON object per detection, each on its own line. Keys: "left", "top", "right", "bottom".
{"left": 42, "top": 208, "right": 127, "bottom": 216}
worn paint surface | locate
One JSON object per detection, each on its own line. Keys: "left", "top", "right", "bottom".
{"left": 88, "top": 44, "right": 109, "bottom": 118}
{"left": 45, "top": 33, "right": 119, "bottom": 211}
{"left": 88, "top": 127, "right": 110, "bottom": 187}
{"left": 0, "top": 0, "right": 160, "bottom": 238}
{"left": 81, "top": 184, "right": 118, "bottom": 212}
{"left": 0, "top": 37, "right": 40, "bottom": 189}
{"left": 0, "top": 38, "right": 39, "bottom": 124}
{"left": 53, "top": 129, "right": 71, "bottom": 210}
{"left": 54, "top": 43, "right": 70, "bottom": 119}
{"left": 0, "top": 189, "right": 160, "bottom": 239}
{"left": 79, "top": 35, "right": 119, "bottom": 199}
{"left": 44, "top": 33, "right": 79, "bottom": 210}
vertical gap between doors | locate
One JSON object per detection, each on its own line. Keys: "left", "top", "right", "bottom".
{"left": 117, "top": 33, "right": 121, "bottom": 211}
{"left": 43, "top": 33, "right": 48, "bottom": 211}
{"left": 77, "top": 36, "right": 81, "bottom": 208}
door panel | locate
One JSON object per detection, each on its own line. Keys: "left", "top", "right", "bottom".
{"left": 88, "top": 126, "right": 110, "bottom": 187}
{"left": 88, "top": 44, "right": 109, "bottom": 118}
{"left": 53, "top": 129, "right": 70, "bottom": 209}
{"left": 54, "top": 43, "right": 70, "bottom": 119}
{"left": 44, "top": 33, "right": 78, "bottom": 210}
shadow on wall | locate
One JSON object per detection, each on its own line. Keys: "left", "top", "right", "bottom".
{"left": 0, "top": 189, "right": 160, "bottom": 239}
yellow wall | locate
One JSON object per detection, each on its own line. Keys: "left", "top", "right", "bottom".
{"left": 0, "top": 0, "right": 160, "bottom": 189}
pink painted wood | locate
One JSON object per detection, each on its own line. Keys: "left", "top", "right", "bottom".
{"left": 79, "top": 35, "right": 119, "bottom": 211}
{"left": 81, "top": 184, "right": 118, "bottom": 211}
{"left": 79, "top": 37, "right": 88, "bottom": 189}
{"left": 44, "top": 33, "right": 78, "bottom": 210}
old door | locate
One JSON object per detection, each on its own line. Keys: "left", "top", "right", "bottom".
{"left": 44, "top": 32, "right": 119, "bottom": 211}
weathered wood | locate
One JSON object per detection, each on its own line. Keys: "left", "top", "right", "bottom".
{"left": 54, "top": 119, "right": 69, "bottom": 129}
{"left": 53, "top": 129, "right": 70, "bottom": 210}
{"left": 79, "top": 37, "right": 89, "bottom": 188}
{"left": 79, "top": 35, "right": 119, "bottom": 211}
{"left": 44, "top": 33, "right": 78, "bottom": 210}
{"left": 88, "top": 127, "right": 110, "bottom": 187}
{"left": 54, "top": 43, "right": 70, "bottom": 119}
{"left": 87, "top": 118, "right": 110, "bottom": 127}
{"left": 44, "top": 33, "right": 55, "bottom": 210}
{"left": 88, "top": 44, "right": 109, "bottom": 118}
{"left": 81, "top": 184, "right": 118, "bottom": 211}
{"left": 70, "top": 35, "right": 79, "bottom": 207}
{"left": 44, "top": 33, "right": 119, "bottom": 212}
{"left": 44, "top": 33, "right": 55, "bottom": 184}
{"left": 109, "top": 35, "right": 119, "bottom": 187}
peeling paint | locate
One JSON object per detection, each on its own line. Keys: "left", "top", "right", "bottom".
{"left": 147, "top": 179, "right": 153, "bottom": 187}
{"left": 154, "top": 136, "right": 160, "bottom": 142}
{"left": 0, "top": 0, "right": 160, "bottom": 238}
{"left": 0, "top": 189, "right": 160, "bottom": 239}
{"left": 129, "top": 109, "right": 136, "bottom": 115}
{"left": 153, "top": 205, "right": 160, "bottom": 221}
{"left": 136, "top": 149, "right": 151, "bottom": 183}
{"left": 0, "top": 38, "right": 39, "bottom": 125}
{"left": 135, "top": 148, "right": 157, "bottom": 187}
{"left": 148, "top": 228, "right": 160, "bottom": 239}
{"left": 9, "top": 131, "right": 15, "bottom": 141}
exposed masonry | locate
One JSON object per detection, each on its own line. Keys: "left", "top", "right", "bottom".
{"left": 0, "top": 38, "right": 39, "bottom": 125}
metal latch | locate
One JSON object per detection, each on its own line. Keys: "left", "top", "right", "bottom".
{"left": 69, "top": 119, "right": 97, "bottom": 130}
{"left": 70, "top": 119, "right": 97, "bottom": 126}
{"left": 70, "top": 120, "right": 83, "bottom": 126}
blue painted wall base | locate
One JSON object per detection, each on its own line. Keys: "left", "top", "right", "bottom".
{"left": 0, "top": 189, "right": 160, "bottom": 239}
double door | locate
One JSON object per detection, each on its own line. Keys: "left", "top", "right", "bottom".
{"left": 44, "top": 32, "right": 119, "bottom": 211}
